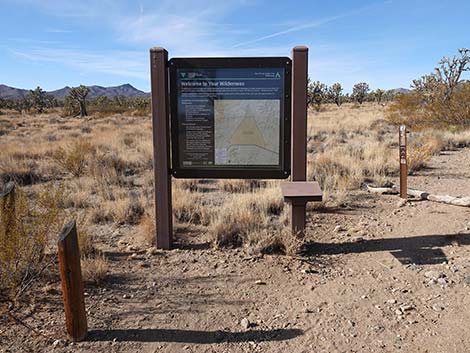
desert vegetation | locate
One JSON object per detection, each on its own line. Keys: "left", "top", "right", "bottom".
{"left": 387, "top": 48, "right": 470, "bottom": 128}
{"left": 1, "top": 48, "right": 470, "bottom": 351}
{"left": 2, "top": 97, "right": 470, "bottom": 307}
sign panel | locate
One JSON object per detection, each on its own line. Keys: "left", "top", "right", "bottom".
{"left": 169, "top": 57, "right": 291, "bottom": 179}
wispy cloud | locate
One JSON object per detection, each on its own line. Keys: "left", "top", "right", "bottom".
{"left": 232, "top": 1, "right": 388, "bottom": 48}
{"left": 10, "top": 46, "right": 148, "bottom": 80}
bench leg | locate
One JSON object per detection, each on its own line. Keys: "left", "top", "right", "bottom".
{"left": 291, "top": 202, "right": 306, "bottom": 237}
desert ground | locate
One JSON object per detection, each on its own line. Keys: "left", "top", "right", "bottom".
{"left": 1, "top": 103, "right": 470, "bottom": 353}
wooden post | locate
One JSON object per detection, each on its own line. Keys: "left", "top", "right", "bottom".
{"left": 291, "top": 46, "right": 309, "bottom": 236}
{"left": 0, "top": 182, "right": 16, "bottom": 233}
{"left": 399, "top": 125, "right": 407, "bottom": 199}
{"left": 150, "top": 47, "right": 173, "bottom": 249}
{"left": 58, "top": 220, "right": 87, "bottom": 342}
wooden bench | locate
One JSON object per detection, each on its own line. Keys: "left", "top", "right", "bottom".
{"left": 281, "top": 181, "right": 322, "bottom": 204}
{"left": 281, "top": 181, "right": 323, "bottom": 236}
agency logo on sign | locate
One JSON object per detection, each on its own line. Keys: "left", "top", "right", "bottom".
{"left": 180, "top": 72, "right": 187, "bottom": 78}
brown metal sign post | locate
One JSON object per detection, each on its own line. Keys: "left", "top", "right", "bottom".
{"left": 399, "top": 124, "right": 407, "bottom": 199}
{"left": 290, "top": 46, "right": 309, "bottom": 236}
{"left": 150, "top": 48, "right": 173, "bottom": 249}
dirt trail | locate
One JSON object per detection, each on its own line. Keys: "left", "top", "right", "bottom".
{"left": 2, "top": 149, "right": 470, "bottom": 353}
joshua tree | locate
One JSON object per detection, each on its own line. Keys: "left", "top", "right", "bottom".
{"left": 27, "top": 86, "right": 49, "bottom": 113}
{"left": 352, "top": 82, "right": 370, "bottom": 104}
{"left": 328, "top": 83, "right": 343, "bottom": 106}
{"left": 412, "top": 48, "right": 470, "bottom": 102}
{"left": 66, "top": 85, "right": 90, "bottom": 117}
{"left": 373, "top": 89, "right": 385, "bottom": 104}
{"left": 307, "top": 80, "right": 328, "bottom": 111}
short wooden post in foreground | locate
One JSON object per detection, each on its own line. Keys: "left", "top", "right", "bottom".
{"left": 290, "top": 46, "right": 309, "bottom": 236}
{"left": 58, "top": 220, "right": 87, "bottom": 342}
{"left": 0, "top": 182, "right": 16, "bottom": 232}
{"left": 399, "top": 125, "right": 408, "bottom": 199}
{"left": 150, "top": 47, "right": 173, "bottom": 249}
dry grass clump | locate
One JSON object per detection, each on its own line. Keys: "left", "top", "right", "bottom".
{"left": 172, "top": 188, "right": 211, "bottom": 225}
{"left": 81, "top": 253, "right": 109, "bottom": 285}
{"left": 173, "top": 178, "right": 199, "bottom": 192}
{"left": 77, "top": 217, "right": 95, "bottom": 256}
{"left": 210, "top": 187, "right": 286, "bottom": 249}
{"left": 52, "top": 139, "right": 94, "bottom": 177}
{"left": 217, "top": 179, "right": 265, "bottom": 193}
{"left": 442, "top": 130, "right": 470, "bottom": 149}
{"left": 138, "top": 211, "right": 156, "bottom": 246}
{"left": 0, "top": 155, "right": 41, "bottom": 185}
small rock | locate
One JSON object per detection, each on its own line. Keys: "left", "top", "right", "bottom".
{"left": 437, "top": 278, "right": 447, "bottom": 285}
{"left": 334, "top": 225, "right": 345, "bottom": 233}
{"left": 386, "top": 299, "right": 397, "bottom": 304}
{"left": 123, "top": 294, "right": 130, "bottom": 299}
{"left": 464, "top": 275, "right": 470, "bottom": 285}
{"left": 127, "top": 245, "right": 137, "bottom": 252}
{"left": 255, "top": 280, "right": 266, "bottom": 285}
{"left": 52, "top": 339, "right": 63, "bottom": 348}
{"left": 146, "top": 247, "right": 158, "bottom": 255}
{"left": 432, "top": 304, "right": 445, "bottom": 312}
{"left": 424, "top": 271, "right": 444, "bottom": 280}
{"left": 240, "top": 318, "right": 250, "bottom": 329}
{"left": 396, "top": 199, "right": 407, "bottom": 208}
{"left": 399, "top": 304, "right": 414, "bottom": 312}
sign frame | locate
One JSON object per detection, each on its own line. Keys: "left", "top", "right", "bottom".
{"left": 168, "top": 57, "right": 292, "bottom": 179}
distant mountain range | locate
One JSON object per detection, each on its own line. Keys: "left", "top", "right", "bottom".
{"left": 0, "top": 84, "right": 149, "bottom": 100}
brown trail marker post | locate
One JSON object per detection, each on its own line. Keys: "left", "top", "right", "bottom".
{"left": 399, "top": 124, "right": 408, "bottom": 199}
{"left": 58, "top": 220, "right": 87, "bottom": 342}
{"left": 150, "top": 47, "right": 173, "bottom": 249}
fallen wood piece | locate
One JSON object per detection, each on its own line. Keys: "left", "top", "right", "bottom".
{"left": 427, "top": 194, "right": 470, "bottom": 207}
{"left": 364, "top": 184, "right": 398, "bottom": 195}
{"left": 365, "top": 183, "right": 470, "bottom": 207}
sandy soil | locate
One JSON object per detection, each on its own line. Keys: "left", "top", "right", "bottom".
{"left": 1, "top": 148, "right": 470, "bottom": 353}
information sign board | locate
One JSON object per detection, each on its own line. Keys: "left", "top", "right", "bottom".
{"left": 169, "top": 57, "right": 291, "bottom": 178}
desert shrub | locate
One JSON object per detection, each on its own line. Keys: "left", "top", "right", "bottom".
{"left": 407, "top": 137, "right": 441, "bottom": 174}
{"left": 52, "top": 139, "right": 94, "bottom": 177}
{"left": 387, "top": 48, "right": 470, "bottom": 129}
{"left": 81, "top": 253, "right": 108, "bottom": 285}
{"left": 172, "top": 189, "right": 211, "bottom": 225}
{"left": 0, "top": 185, "right": 63, "bottom": 302}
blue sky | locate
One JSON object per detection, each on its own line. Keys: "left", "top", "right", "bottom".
{"left": 0, "top": 0, "right": 469, "bottom": 92}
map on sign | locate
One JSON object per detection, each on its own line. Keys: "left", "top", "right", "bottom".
{"left": 214, "top": 99, "right": 280, "bottom": 165}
